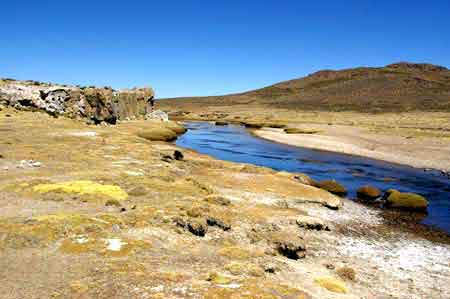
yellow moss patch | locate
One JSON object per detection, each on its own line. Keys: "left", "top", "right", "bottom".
{"left": 32, "top": 180, "right": 128, "bottom": 200}
{"left": 314, "top": 276, "right": 348, "bottom": 293}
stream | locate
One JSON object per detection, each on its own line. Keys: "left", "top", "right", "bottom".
{"left": 176, "top": 121, "right": 450, "bottom": 233}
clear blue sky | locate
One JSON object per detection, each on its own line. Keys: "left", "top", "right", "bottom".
{"left": 1, "top": 1, "right": 449, "bottom": 98}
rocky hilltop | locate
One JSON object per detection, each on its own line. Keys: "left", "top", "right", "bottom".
{"left": 0, "top": 79, "right": 154, "bottom": 124}
{"left": 159, "top": 62, "right": 450, "bottom": 112}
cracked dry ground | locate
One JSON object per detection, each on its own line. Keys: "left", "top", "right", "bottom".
{"left": 1, "top": 110, "right": 449, "bottom": 299}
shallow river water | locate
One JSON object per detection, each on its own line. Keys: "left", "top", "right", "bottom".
{"left": 176, "top": 121, "right": 450, "bottom": 233}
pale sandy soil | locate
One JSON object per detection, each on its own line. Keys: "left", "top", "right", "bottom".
{"left": 254, "top": 124, "right": 450, "bottom": 172}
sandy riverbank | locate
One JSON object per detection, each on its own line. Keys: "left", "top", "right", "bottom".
{"left": 253, "top": 124, "right": 450, "bottom": 173}
{"left": 157, "top": 103, "right": 450, "bottom": 173}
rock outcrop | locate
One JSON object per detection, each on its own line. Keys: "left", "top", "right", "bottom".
{"left": 0, "top": 79, "right": 153, "bottom": 124}
{"left": 145, "top": 110, "right": 169, "bottom": 121}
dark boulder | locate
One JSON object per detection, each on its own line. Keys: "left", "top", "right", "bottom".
{"left": 187, "top": 219, "right": 208, "bottom": 237}
{"left": 174, "top": 216, "right": 208, "bottom": 237}
{"left": 206, "top": 216, "right": 231, "bottom": 231}
{"left": 271, "top": 232, "right": 306, "bottom": 260}
{"left": 174, "top": 150, "right": 184, "bottom": 161}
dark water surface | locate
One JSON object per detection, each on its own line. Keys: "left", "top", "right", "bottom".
{"left": 176, "top": 121, "right": 450, "bottom": 233}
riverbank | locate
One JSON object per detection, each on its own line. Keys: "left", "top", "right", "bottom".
{"left": 253, "top": 124, "right": 450, "bottom": 173}
{"left": 158, "top": 105, "right": 450, "bottom": 173}
{"left": 1, "top": 108, "right": 450, "bottom": 298}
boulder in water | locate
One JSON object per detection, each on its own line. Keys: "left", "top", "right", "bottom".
{"left": 315, "top": 179, "right": 347, "bottom": 197}
{"left": 385, "top": 190, "right": 428, "bottom": 211}
{"left": 164, "top": 121, "right": 187, "bottom": 134}
{"left": 382, "top": 189, "right": 398, "bottom": 200}
{"left": 357, "top": 185, "right": 381, "bottom": 201}
{"left": 215, "top": 121, "right": 228, "bottom": 126}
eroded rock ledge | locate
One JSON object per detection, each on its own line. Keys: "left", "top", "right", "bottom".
{"left": 0, "top": 78, "right": 154, "bottom": 124}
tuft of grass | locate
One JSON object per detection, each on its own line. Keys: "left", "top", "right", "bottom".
{"left": 336, "top": 266, "right": 356, "bottom": 281}
{"left": 105, "top": 199, "right": 122, "bottom": 207}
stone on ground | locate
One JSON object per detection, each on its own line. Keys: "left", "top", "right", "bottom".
{"left": 271, "top": 232, "right": 306, "bottom": 260}
{"left": 296, "top": 215, "right": 330, "bottom": 231}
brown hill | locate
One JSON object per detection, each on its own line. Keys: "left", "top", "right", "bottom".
{"left": 159, "top": 62, "right": 450, "bottom": 112}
